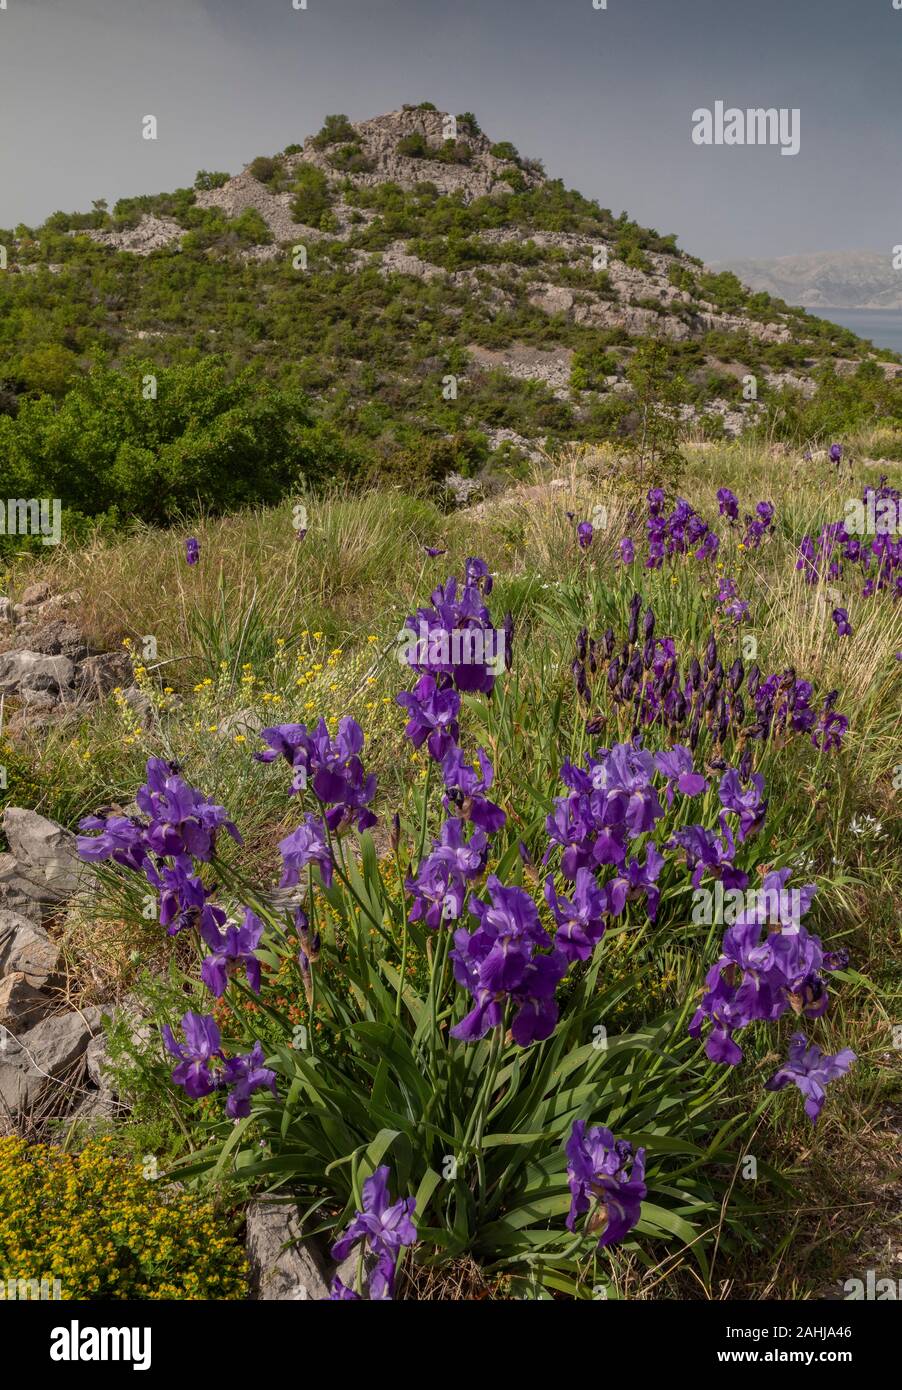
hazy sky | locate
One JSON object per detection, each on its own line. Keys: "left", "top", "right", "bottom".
{"left": 1, "top": 0, "right": 900, "bottom": 261}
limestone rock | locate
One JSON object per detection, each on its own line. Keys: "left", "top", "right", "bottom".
{"left": 218, "top": 708, "right": 264, "bottom": 740}
{"left": 246, "top": 1201, "right": 332, "bottom": 1301}
{"left": 0, "top": 910, "right": 60, "bottom": 987}
{"left": 76, "top": 651, "right": 133, "bottom": 699}
{"left": 2, "top": 807, "right": 85, "bottom": 906}
{"left": 0, "top": 972, "right": 51, "bottom": 1031}
{"left": 20, "top": 582, "right": 52, "bottom": 608}
{"left": 0, "top": 650, "right": 75, "bottom": 698}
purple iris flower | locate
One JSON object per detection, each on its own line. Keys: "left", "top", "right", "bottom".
{"left": 545, "top": 791, "right": 621, "bottom": 879}
{"left": 76, "top": 813, "right": 150, "bottom": 874}
{"left": 689, "top": 869, "right": 845, "bottom": 1065}
{"left": 718, "top": 768, "right": 767, "bottom": 841}
{"left": 654, "top": 745, "right": 708, "bottom": 805}
{"left": 441, "top": 745, "right": 506, "bottom": 833}
{"left": 396, "top": 675, "right": 461, "bottom": 761}
{"left": 668, "top": 819, "right": 748, "bottom": 891}
{"left": 222, "top": 1041, "right": 278, "bottom": 1118}
{"left": 136, "top": 758, "right": 242, "bottom": 863}
{"left": 733, "top": 867, "right": 817, "bottom": 930}
{"left": 544, "top": 867, "right": 609, "bottom": 963}
{"left": 829, "top": 443, "right": 843, "bottom": 464}
{"left": 619, "top": 537, "right": 635, "bottom": 565}
{"left": 185, "top": 537, "right": 200, "bottom": 566}
{"left": 278, "top": 814, "right": 334, "bottom": 888}
{"left": 328, "top": 1278, "right": 361, "bottom": 1301}
{"left": 596, "top": 742, "right": 664, "bottom": 837}
{"left": 565, "top": 1120, "right": 646, "bottom": 1248}
{"left": 765, "top": 1033, "right": 856, "bottom": 1124}
{"left": 424, "top": 545, "right": 447, "bottom": 557}
{"left": 406, "top": 817, "right": 488, "bottom": 929}
{"left": 258, "top": 718, "right": 377, "bottom": 830}
{"left": 724, "top": 598, "right": 750, "bottom": 624}
{"left": 607, "top": 842, "right": 665, "bottom": 920}
{"left": 577, "top": 521, "right": 594, "bottom": 550}
{"left": 450, "top": 876, "right": 567, "bottom": 1047}
{"left": 717, "top": 488, "right": 739, "bottom": 522}
{"left": 201, "top": 908, "right": 264, "bottom": 997}
{"left": 812, "top": 710, "right": 849, "bottom": 751}
{"left": 695, "top": 529, "right": 720, "bottom": 561}
{"left": 162, "top": 1011, "right": 224, "bottom": 1100}
{"left": 330, "top": 1166, "right": 417, "bottom": 1302}
{"left": 402, "top": 559, "right": 500, "bottom": 695}
{"left": 146, "top": 863, "right": 228, "bottom": 948}
{"left": 832, "top": 607, "right": 853, "bottom": 637}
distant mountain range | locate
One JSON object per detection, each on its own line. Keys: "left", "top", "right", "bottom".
{"left": 712, "top": 250, "right": 902, "bottom": 311}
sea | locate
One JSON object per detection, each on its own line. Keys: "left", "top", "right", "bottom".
{"left": 814, "top": 308, "right": 902, "bottom": 357}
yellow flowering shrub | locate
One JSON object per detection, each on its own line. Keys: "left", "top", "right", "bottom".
{"left": 0, "top": 1136, "right": 247, "bottom": 1299}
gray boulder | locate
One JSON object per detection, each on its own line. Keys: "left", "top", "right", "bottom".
{"left": 0, "top": 650, "right": 75, "bottom": 698}
{"left": 0, "top": 910, "right": 60, "bottom": 987}
{"left": 218, "top": 708, "right": 263, "bottom": 740}
{"left": 0, "top": 972, "right": 51, "bottom": 1031}
{"left": 246, "top": 1201, "right": 332, "bottom": 1301}
{"left": 19, "top": 619, "right": 90, "bottom": 663}
{"left": 27, "top": 1006, "right": 101, "bottom": 1071}
{"left": 2, "top": 807, "right": 85, "bottom": 907}
{"left": 19, "top": 582, "right": 52, "bottom": 608}
{"left": 120, "top": 686, "right": 155, "bottom": 728}
{"left": 0, "top": 853, "right": 44, "bottom": 923}
{"left": 0, "top": 1006, "right": 100, "bottom": 1116}
{"left": 76, "top": 651, "right": 133, "bottom": 700}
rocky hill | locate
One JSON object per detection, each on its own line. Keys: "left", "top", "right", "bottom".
{"left": 2, "top": 103, "right": 900, "bottom": 500}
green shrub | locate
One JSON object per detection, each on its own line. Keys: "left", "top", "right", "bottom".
{"left": 290, "top": 165, "right": 333, "bottom": 227}
{"left": 490, "top": 141, "right": 520, "bottom": 163}
{"left": 309, "top": 114, "right": 357, "bottom": 149}
{"left": 327, "top": 143, "right": 375, "bottom": 175}
{"left": 0, "top": 358, "right": 331, "bottom": 525}
{"left": 457, "top": 111, "right": 482, "bottom": 136}
{"left": 194, "top": 170, "right": 230, "bottom": 191}
{"left": 248, "top": 156, "right": 280, "bottom": 185}
{"left": 570, "top": 342, "right": 620, "bottom": 391}
{"left": 397, "top": 131, "right": 431, "bottom": 159}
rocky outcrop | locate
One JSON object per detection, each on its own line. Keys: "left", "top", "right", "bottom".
{"left": 3, "top": 808, "right": 85, "bottom": 908}
{"left": 294, "top": 106, "right": 544, "bottom": 203}
{"left": 0, "top": 806, "right": 115, "bottom": 1132}
{"left": 0, "top": 1006, "right": 101, "bottom": 1117}
{"left": 0, "top": 589, "right": 134, "bottom": 734}
{"left": 75, "top": 214, "right": 183, "bottom": 256}
{"left": 12, "top": 106, "right": 891, "bottom": 453}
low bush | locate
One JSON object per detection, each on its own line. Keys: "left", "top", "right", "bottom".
{"left": 0, "top": 1136, "right": 246, "bottom": 1299}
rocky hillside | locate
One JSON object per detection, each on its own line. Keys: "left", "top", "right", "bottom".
{"left": 2, "top": 102, "right": 901, "bottom": 500}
